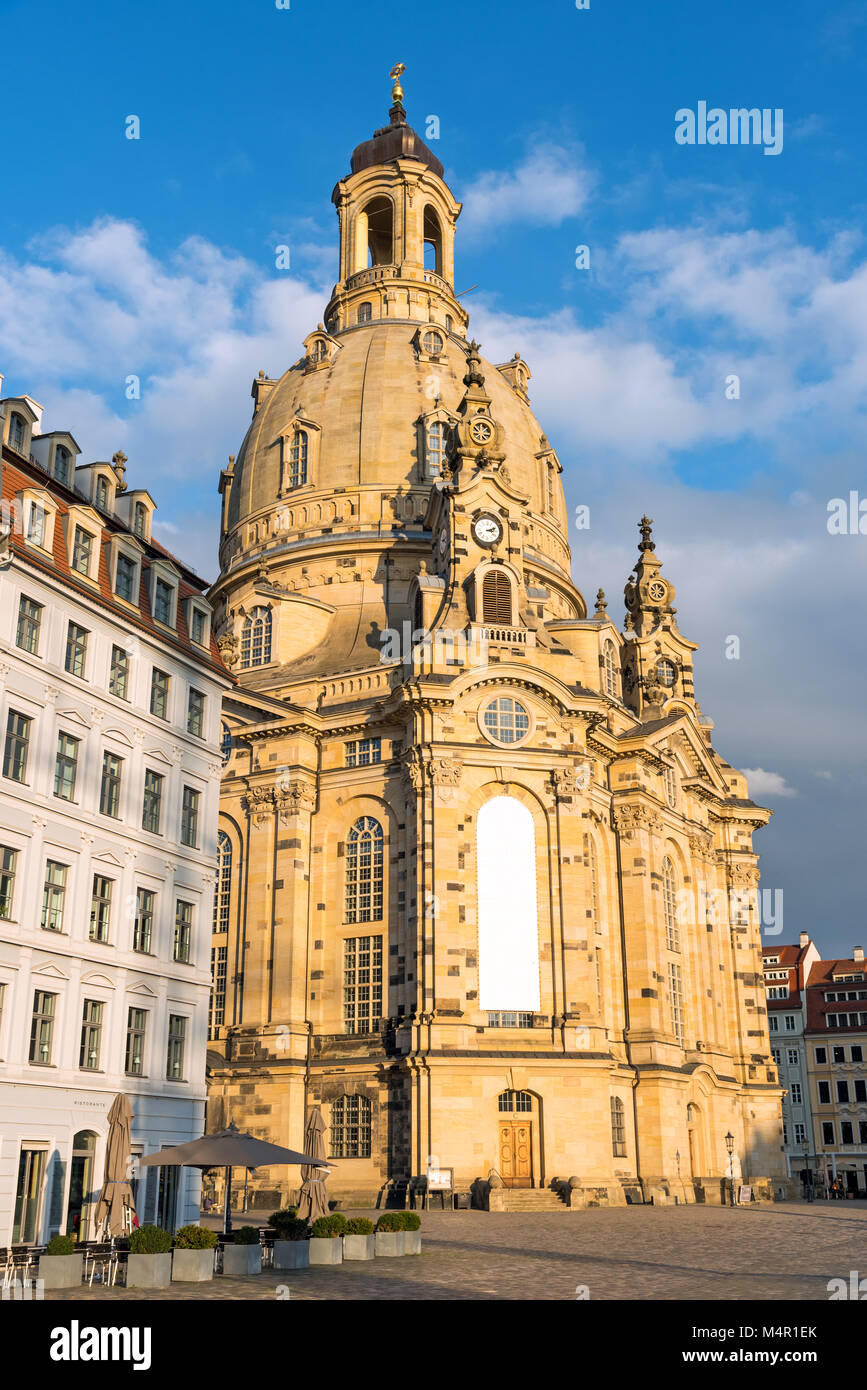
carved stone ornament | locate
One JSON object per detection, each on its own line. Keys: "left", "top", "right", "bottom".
{"left": 613, "top": 803, "right": 663, "bottom": 840}
{"left": 274, "top": 781, "right": 317, "bottom": 823}
{"left": 404, "top": 750, "right": 426, "bottom": 792}
{"left": 217, "top": 632, "right": 239, "bottom": 669}
{"left": 688, "top": 831, "right": 715, "bottom": 861}
{"left": 727, "top": 861, "right": 759, "bottom": 888}
{"left": 244, "top": 787, "right": 273, "bottom": 827}
{"left": 429, "top": 756, "right": 463, "bottom": 787}
{"left": 551, "top": 767, "right": 580, "bottom": 802}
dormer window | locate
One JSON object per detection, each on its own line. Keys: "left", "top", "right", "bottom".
{"left": 149, "top": 564, "right": 180, "bottom": 629}
{"left": 603, "top": 640, "right": 620, "bottom": 700}
{"left": 72, "top": 527, "right": 93, "bottom": 575}
{"left": 415, "top": 324, "right": 447, "bottom": 364}
{"left": 116, "top": 553, "right": 137, "bottom": 602}
{"left": 133, "top": 502, "right": 147, "bottom": 538}
{"left": 422, "top": 329, "right": 444, "bottom": 356}
{"left": 54, "top": 446, "right": 71, "bottom": 486}
{"left": 9, "top": 412, "right": 28, "bottom": 454}
{"left": 95, "top": 476, "right": 109, "bottom": 510}
{"left": 26, "top": 502, "right": 46, "bottom": 547}
{"left": 185, "top": 599, "right": 211, "bottom": 649}
{"left": 426, "top": 420, "right": 447, "bottom": 476}
{"left": 19, "top": 490, "right": 57, "bottom": 553}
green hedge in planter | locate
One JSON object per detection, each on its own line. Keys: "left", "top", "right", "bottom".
{"left": 344, "top": 1217, "right": 374, "bottom": 1235}
{"left": 233, "top": 1226, "right": 260, "bottom": 1245}
{"left": 375, "top": 1212, "right": 404, "bottom": 1232}
{"left": 310, "top": 1214, "right": 346, "bottom": 1239}
{"left": 271, "top": 1217, "right": 309, "bottom": 1241}
{"left": 401, "top": 1212, "right": 421, "bottom": 1231}
{"left": 46, "top": 1235, "right": 76, "bottom": 1256}
{"left": 129, "top": 1224, "right": 172, "bottom": 1254}
{"left": 174, "top": 1225, "right": 218, "bottom": 1249}
{"left": 268, "top": 1208, "right": 299, "bottom": 1232}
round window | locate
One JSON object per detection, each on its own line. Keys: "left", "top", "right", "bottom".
{"left": 482, "top": 696, "right": 530, "bottom": 745}
{"left": 422, "top": 329, "right": 444, "bottom": 355}
{"left": 657, "top": 659, "right": 677, "bottom": 688}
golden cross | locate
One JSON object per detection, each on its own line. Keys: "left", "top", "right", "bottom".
{"left": 390, "top": 62, "right": 405, "bottom": 104}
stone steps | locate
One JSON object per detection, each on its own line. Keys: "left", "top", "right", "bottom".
{"left": 497, "top": 1189, "right": 567, "bottom": 1211}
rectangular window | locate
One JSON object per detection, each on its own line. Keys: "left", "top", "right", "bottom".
{"left": 209, "top": 945, "right": 228, "bottom": 1038}
{"left": 79, "top": 999, "right": 103, "bottom": 1070}
{"left": 115, "top": 552, "right": 137, "bottom": 603}
{"left": 187, "top": 688, "right": 205, "bottom": 738}
{"left": 153, "top": 577, "right": 174, "bottom": 625}
{"left": 852, "top": 1045, "right": 864, "bottom": 1063}
{"left": 180, "top": 787, "right": 200, "bottom": 847}
{"left": 815, "top": 1047, "right": 827, "bottom": 1064}
{"left": 99, "top": 751, "right": 123, "bottom": 818}
{"left": 89, "top": 875, "right": 113, "bottom": 943}
{"left": 26, "top": 502, "right": 46, "bottom": 547}
{"left": 16, "top": 596, "right": 43, "bottom": 655}
{"left": 125, "top": 1007, "right": 147, "bottom": 1076}
{"left": 768, "top": 1015, "right": 779, "bottom": 1032}
{"left": 133, "top": 887, "right": 155, "bottom": 954}
{"left": 771, "top": 1048, "right": 780, "bottom": 1065}
{"left": 64, "top": 621, "right": 89, "bottom": 678}
{"left": 142, "top": 769, "right": 164, "bottom": 834}
{"left": 166, "top": 1015, "right": 186, "bottom": 1080}
{"left": 486, "top": 1011, "right": 534, "bottom": 1028}
{"left": 668, "top": 961, "right": 685, "bottom": 1044}
{"left": 818, "top": 1081, "right": 831, "bottom": 1104}
{"left": 190, "top": 608, "right": 206, "bottom": 646}
{"left": 345, "top": 737, "right": 382, "bottom": 768}
{"left": 837, "top": 1080, "right": 850, "bottom": 1103}
{"left": 150, "top": 669, "right": 169, "bottom": 720}
{"left": 841, "top": 1121, "right": 854, "bottom": 1145}
{"left": 12, "top": 1148, "right": 46, "bottom": 1244}
{"left": 860, "top": 1121, "right": 867, "bottom": 1144}
{"left": 41, "top": 860, "right": 68, "bottom": 932}
{"left": 822, "top": 1121, "right": 835, "bottom": 1145}
{"left": 109, "top": 645, "right": 130, "bottom": 700}
{"left": 3, "top": 710, "right": 32, "bottom": 782}
{"left": 0, "top": 981, "right": 5, "bottom": 1051}
{"left": 794, "top": 1122, "right": 806, "bottom": 1144}
{"left": 173, "top": 900, "right": 193, "bottom": 963}
{"left": 855, "top": 1079, "right": 867, "bottom": 1103}
{"left": 787, "top": 1048, "right": 799, "bottom": 1067}
{"left": 54, "top": 732, "right": 80, "bottom": 801}
{"left": 833, "top": 1045, "right": 846, "bottom": 1064}
{"left": 29, "top": 990, "right": 56, "bottom": 1064}
{"left": 343, "top": 935, "right": 383, "bottom": 1035}
{"left": 784, "top": 1015, "right": 795, "bottom": 1030}
{"left": 329, "top": 1094, "right": 372, "bottom": 1160}
{"left": 72, "top": 527, "right": 93, "bottom": 576}
{"left": 790, "top": 1082, "right": 802, "bottom": 1104}
{"left": 0, "top": 847, "right": 17, "bottom": 919}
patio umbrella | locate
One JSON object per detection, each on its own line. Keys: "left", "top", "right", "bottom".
{"left": 297, "top": 1107, "right": 330, "bottom": 1224}
{"left": 139, "top": 1121, "right": 331, "bottom": 1233}
{"left": 93, "top": 1094, "right": 137, "bottom": 1239}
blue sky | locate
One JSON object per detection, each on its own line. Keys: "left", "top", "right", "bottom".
{"left": 1, "top": 0, "right": 865, "bottom": 955}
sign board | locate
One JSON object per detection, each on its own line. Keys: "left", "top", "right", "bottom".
{"left": 737, "top": 1185, "right": 752, "bottom": 1205}
{"left": 427, "top": 1167, "right": 453, "bottom": 1191}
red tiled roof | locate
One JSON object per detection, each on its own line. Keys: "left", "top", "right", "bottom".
{"left": 2, "top": 447, "right": 232, "bottom": 683}
{"left": 805, "top": 958, "right": 867, "bottom": 1033}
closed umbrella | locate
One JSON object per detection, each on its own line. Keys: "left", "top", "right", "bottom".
{"left": 139, "top": 1121, "right": 331, "bottom": 1232}
{"left": 93, "top": 1094, "right": 137, "bottom": 1239}
{"left": 297, "top": 1108, "right": 330, "bottom": 1224}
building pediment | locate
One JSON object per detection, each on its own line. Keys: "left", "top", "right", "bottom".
{"left": 80, "top": 971, "right": 116, "bottom": 989}
{"left": 31, "top": 962, "right": 69, "bottom": 981}
{"left": 127, "top": 981, "right": 158, "bottom": 998}
{"left": 92, "top": 851, "right": 124, "bottom": 867}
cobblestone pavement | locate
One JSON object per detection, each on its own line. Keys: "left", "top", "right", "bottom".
{"left": 44, "top": 1202, "right": 867, "bottom": 1301}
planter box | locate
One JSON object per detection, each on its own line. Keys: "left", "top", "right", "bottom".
{"left": 403, "top": 1231, "right": 422, "bottom": 1256}
{"left": 309, "top": 1237, "right": 342, "bottom": 1266}
{"left": 126, "top": 1253, "right": 172, "bottom": 1289}
{"left": 172, "top": 1248, "right": 215, "bottom": 1282}
{"left": 273, "top": 1240, "right": 310, "bottom": 1270}
{"left": 222, "top": 1244, "right": 262, "bottom": 1276}
{"left": 374, "top": 1231, "right": 406, "bottom": 1257}
{"left": 37, "top": 1253, "right": 83, "bottom": 1289}
{"left": 342, "top": 1234, "right": 375, "bottom": 1261}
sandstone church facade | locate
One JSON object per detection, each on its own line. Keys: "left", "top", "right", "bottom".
{"left": 206, "top": 78, "right": 785, "bottom": 1208}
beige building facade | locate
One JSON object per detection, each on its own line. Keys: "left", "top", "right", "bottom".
{"left": 206, "top": 85, "right": 785, "bottom": 1208}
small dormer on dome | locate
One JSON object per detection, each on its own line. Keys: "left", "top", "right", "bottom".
{"left": 302, "top": 325, "right": 341, "bottom": 373}
{"left": 413, "top": 321, "right": 448, "bottom": 363}
{"left": 496, "top": 353, "right": 532, "bottom": 403}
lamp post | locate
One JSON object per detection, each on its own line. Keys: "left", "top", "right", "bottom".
{"left": 725, "top": 1132, "right": 735, "bottom": 1207}
{"left": 802, "top": 1138, "right": 814, "bottom": 1203}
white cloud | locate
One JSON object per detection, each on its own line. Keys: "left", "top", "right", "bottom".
{"left": 460, "top": 144, "right": 595, "bottom": 240}
{"left": 737, "top": 769, "right": 798, "bottom": 799}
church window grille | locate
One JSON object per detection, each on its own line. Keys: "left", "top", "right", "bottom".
{"left": 487, "top": 1012, "right": 533, "bottom": 1029}
{"left": 482, "top": 696, "right": 529, "bottom": 746}
{"left": 342, "top": 936, "right": 383, "bottom": 1035}
{"left": 330, "top": 1094, "right": 372, "bottom": 1158}
{"left": 668, "top": 960, "right": 685, "bottom": 1044}
{"left": 426, "top": 420, "right": 447, "bottom": 476}
{"left": 611, "top": 1097, "right": 627, "bottom": 1156}
{"left": 287, "top": 430, "right": 308, "bottom": 488}
{"left": 481, "top": 569, "right": 513, "bottom": 625}
{"left": 345, "top": 817, "right": 384, "bottom": 923}
{"left": 498, "top": 1090, "right": 532, "bottom": 1113}
{"left": 213, "top": 831, "right": 232, "bottom": 932}
{"left": 241, "top": 607, "right": 272, "bottom": 668}
{"left": 662, "top": 856, "right": 679, "bottom": 952}
{"left": 345, "top": 737, "right": 381, "bottom": 768}
{"left": 357, "top": 302, "right": 372, "bottom": 324}
{"left": 603, "top": 640, "right": 620, "bottom": 700}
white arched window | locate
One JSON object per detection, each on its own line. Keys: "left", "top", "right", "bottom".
{"left": 426, "top": 420, "right": 447, "bottom": 476}
{"left": 213, "top": 830, "right": 232, "bottom": 932}
{"left": 345, "top": 816, "right": 384, "bottom": 924}
{"left": 603, "top": 640, "right": 620, "bottom": 699}
{"left": 240, "top": 607, "right": 272, "bottom": 668}
{"left": 662, "top": 855, "right": 679, "bottom": 952}
{"left": 477, "top": 796, "right": 540, "bottom": 1012}
{"left": 287, "top": 430, "right": 308, "bottom": 488}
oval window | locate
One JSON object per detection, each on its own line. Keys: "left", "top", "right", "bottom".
{"left": 482, "top": 696, "right": 530, "bottom": 745}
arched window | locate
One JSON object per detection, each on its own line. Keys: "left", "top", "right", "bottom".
{"left": 498, "top": 1089, "right": 532, "bottom": 1113}
{"left": 662, "top": 855, "right": 679, "bottom": 952}
{"left": 357, "top": 302, "right": 372, "bottom": 324}
{"left": 287, "top": 430, "right": 308, "bottom": 488}
{"left": 330, "top": 1094, "right": 372, "bottom": 1158}
{"left": 421, "top": 328, "right": 444, "bottom": 356}
{"left": 54, "top": 445, "right": 70, "bottom": 485}
{"left": 445, "top": 315, "right": 453, "bottom": 333}
{"left": 585, "top": 834, "right": 600, "bottom": 932}
{"left": 413, "top": 585, "right": 424, "bottom": 634}
{"left": 133, "top": 502, "right": 147, "bottom": 538}
{"left": 240, "top": 607, "right": 272, "bottom": 668}
{"left": 481, "top": 569, "right": 513, "bottom": 625}
{"left": 95, "top": 476, "right": 109, "bottom": 509}
{"left": 611, "top": 1097, "right": 627, "bottom": 1156}
{"left": 477, "top": 797, "right": 540, "bottom": 1012}
{"left": 213, "top": 830, "right": 232, "bottom": 932}
{"left": 423, "top": 205, "right": 443, "bottom": 274}
{"left": 311, "top": 340, "right": 327, "bottom": 362}
{"left": 363, "top": 196, "right": 393, "bottom": 266}
{"left": 603, "top": 640, "right": 620, "bottom": 699}
{"left": 9, "top": 412, "right": 27, "bottom": 453}
{"left": 345, "top": 816, "right": 384, "bottom": 924}
{"left": 426, "top": 420, "right": 447, "bottom": 476}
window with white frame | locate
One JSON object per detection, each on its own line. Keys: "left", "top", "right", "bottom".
{"left": 41, "top": 860, "right": 68, "bottom": 932}
{"left": 794, "top": 1122, "right": 806, "bottom": 1144}
{"left": 668, "top": 960, "right": 685, "bottom": 1043}
{"left": 89, "top": 875, "right": 114, "bottom": 943}
{"left": 603, "top": 640, "right": 620, "bottom": 700}
{"left": 166, "top": 1014, "right": 187, "bottom": 1080}
{"left": 342, "top": 935, "right": 383, "bottom": 1033}
{"left": 213, "top": 832, "right": 231, "bottom": 932}
{"left": 240, "top": 607, "right": 272, "bottom": 667}
{"left": 151, "top": 567, "right": 178, "bottom": 628}
{"left": 426, "top": 419, "right": 447, "bottom": 476}
{"left": 787, "top": 1048, "right": 799, "bottom": 1066}
{"left": 16, "top": 595, "right": 43, "bottom": 655}
{"left": 345, "top": 819, "right": 384, "bottom": 923}
{"left": 0, "top": 847, "right": 17, "bottom": 919}
{"left": 662, "top": 856, "right": 679, "bottom": 952}
{"left": 345, "top": 737, "right": 381, "bottom": 767}
{"left": 286, "top": 429, "right": 308, "bottom": 488}
{"left": 30, "top": 990, "right": 57, "bottom": 1064}
{"left": 790, "top": 1082, "right": 802, "bottom": 1104}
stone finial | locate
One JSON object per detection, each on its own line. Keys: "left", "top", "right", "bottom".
{"left": 594, "top": 588, "right": 608, "bottom": 619}
{"left": 112, "top": 449, "right": 128, "bottom": 491}
{"left": 638, "top": 514, "right": 655, "bottom": 551}
{"left": 463, "top": 340, "right": 485, "bottom": 389}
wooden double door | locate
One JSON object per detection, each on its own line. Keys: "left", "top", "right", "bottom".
{"left": 499, "top": 1119, "right": 533, "bottom": 1188}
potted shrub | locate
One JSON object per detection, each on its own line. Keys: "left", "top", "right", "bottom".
{"left": 126, "top": 1224, "right": 173, "bottom": 1288}
{"left": 374, "top": 1211, "right": 406, "bottom": 1257}
{"left": 342, "top": 1216, "right": 375, "bottom": 1262}
{"left": 270, "top": 1210, "right": 310, "bottom": 1270}
{"left": 309, "top": 1213, "right": 345, "bottom": 1266}
{"left": 172, "top": 1224, "right": 217, "bottom": 1282}
{"left": 222, "top": 1225, "right": 262, "bottom": 1276}
{"left": 400, "top": 1210, "right": 422, "bottom": 1255}
{"left": 38, "top": 1234, "right": 83, "bottom": 1289}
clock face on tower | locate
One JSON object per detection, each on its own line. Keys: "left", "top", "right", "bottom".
{"left": 473, "top": 514, "right": 502, "bottom": 547}
{"left": 470, "top": 418, "right": 494, "bottom": 445}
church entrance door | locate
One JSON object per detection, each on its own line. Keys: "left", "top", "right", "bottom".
{"left": 499, "top": 1120, "right": 533, "bottom": 1188}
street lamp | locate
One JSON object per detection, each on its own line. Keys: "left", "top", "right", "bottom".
{"left": 725, "top": 1132, "right": 735, "bottom": 1207}
{"left": 802, "top": 1138, "right": 814, "bottom": 1203}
